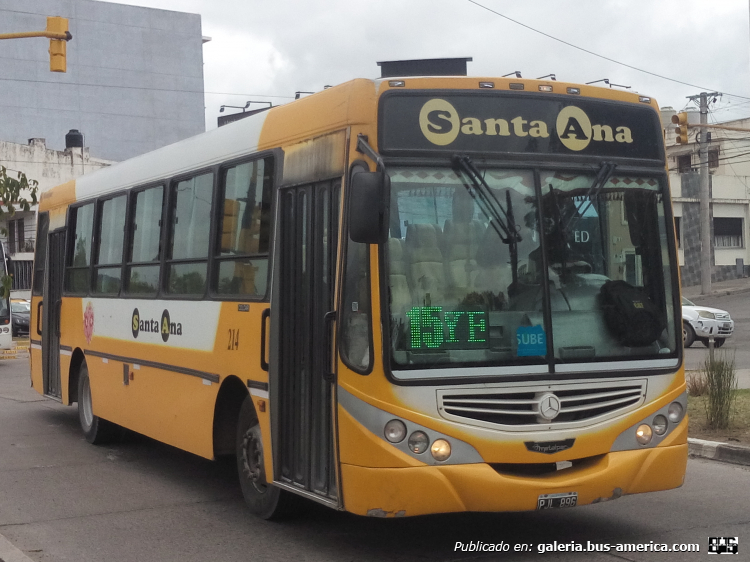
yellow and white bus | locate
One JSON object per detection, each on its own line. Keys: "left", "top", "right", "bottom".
{"left": 31, "top": 59, "right": 686, "bottom": 518}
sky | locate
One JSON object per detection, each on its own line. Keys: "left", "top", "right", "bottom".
{"left": 114, "top": 0, "right": 750, "bottom": 131}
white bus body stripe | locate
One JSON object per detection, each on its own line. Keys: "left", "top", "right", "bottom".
{"left": 83, "top": 298, "right": 221, "bottom": 352}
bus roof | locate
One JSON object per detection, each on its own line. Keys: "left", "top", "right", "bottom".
{"left": 40, "top": 75, "right": 658, "bottom": 210}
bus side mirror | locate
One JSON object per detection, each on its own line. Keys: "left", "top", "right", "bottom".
{"left": 349, "top": 170, "right": 390, "bottom": 244}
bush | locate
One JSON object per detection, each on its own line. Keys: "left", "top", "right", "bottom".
{"left": 686, "top": 371, "right": 708, "bottom": 397}
{"left": 702, "top": 352, "right": 738, "bottom": 430}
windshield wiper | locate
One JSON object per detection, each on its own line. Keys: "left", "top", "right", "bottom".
{"left": 451, "top": 155, "right": 521, "bottom": 245}
{"left": 564, "top": 161, "right": 617, "bottom": 231}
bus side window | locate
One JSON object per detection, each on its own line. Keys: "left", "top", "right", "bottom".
{"left": 93, "top": 195, "right": 126, "bottom": 295}
{"left": 165, "top": 172, "right": 214, "bottom": 296}
{"left": 125, "top": 185, "right": 164, "bottom": 295}
{"left": 65, "top": 202, "right": 95, "bottom": 293}
{"left": 340, "top": 239, "right": 372, "bottom": 373}
{"left": 214, "top": 157, "right": 273, "bottom": 297}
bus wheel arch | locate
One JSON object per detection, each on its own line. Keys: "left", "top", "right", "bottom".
{"left": 212, "top": 375, "right": 248, "bottom": 458}
{"left": 68, "top": 348, "right": 86, "bottom": 405}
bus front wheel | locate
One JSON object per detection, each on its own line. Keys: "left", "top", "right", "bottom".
{"left": 77, "top": 362, "right": 121, "bottom": 444}
{"left": 236, "top": 396, "right": 299, "bottom": 519}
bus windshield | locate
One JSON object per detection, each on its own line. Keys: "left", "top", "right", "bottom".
{"left": 386, "top": 165, "right": 678, "bottom": 375}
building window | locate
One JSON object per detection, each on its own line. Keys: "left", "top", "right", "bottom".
{"left": 709, "top": 149, "right": 719, "bottom": 168}
{"left": 674, "top": 216, "right": 681, "bottom": 249}
{"left": 714, "top": 217, "right": 743, "bottom": 248}
{"left": 8, "top": 218, "right": 24, "bottom": 254}
{"left": 677, "top": 154, "right": 692, "bottom": 173}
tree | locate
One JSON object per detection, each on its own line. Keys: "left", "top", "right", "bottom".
{"left": 0, "top": 166, "right": 39, "bottom": 298}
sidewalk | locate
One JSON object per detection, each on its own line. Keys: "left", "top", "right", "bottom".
{"left": 682, "top": 276, "right": 750, "bottom": 300}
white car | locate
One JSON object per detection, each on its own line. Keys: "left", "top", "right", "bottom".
{"left": 682, "top": 296, "right": 734, "bottom": 348}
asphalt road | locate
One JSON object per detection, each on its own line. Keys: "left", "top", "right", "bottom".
{"left": 1, "top": 357, "right": 748, "bottom": 561}
{"left": 684, "top": 291, "right": 750, "bottom": 372}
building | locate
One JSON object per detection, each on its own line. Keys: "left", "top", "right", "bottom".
{"left": 661, "top": 107, "right": 750, "bottom": 286}
{"left": 0, "top": 136, "right": 113, "bottom": 298}
{"left": 0, "top": 0, "right": 206, "bottom": 162}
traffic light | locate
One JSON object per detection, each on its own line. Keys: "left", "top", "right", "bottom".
{"left": 46, "top": 16, "right": 69, "bottom": 73}
{"left": 671, "top": 112, "right": 689, "bottom": 144}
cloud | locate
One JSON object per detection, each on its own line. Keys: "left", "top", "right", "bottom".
{"left": 114, "top": 0, "right": 750, "bottom": 128}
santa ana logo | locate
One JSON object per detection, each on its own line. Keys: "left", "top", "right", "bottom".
{"left": 418, "top": 99, "right": 633, "bottom": 151}
{"left": 160, "top": 309, "right": 182, "bottom": 342}
{"left": 132, "top": 308, "right": 159, "bottom": 339}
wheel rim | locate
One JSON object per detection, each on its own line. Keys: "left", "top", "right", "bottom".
{"left": 241, "top": 423, "right": 267, "bottom": 494}
{"left": 80, "top": 375, "right": 94, "bottom": 430}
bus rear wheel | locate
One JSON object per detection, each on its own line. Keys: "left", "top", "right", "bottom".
{"left": 77, "top": 362, "right": 121, "bottom": 444}
{"left": 236, "top": 396, "right": 299, "bottom": 519}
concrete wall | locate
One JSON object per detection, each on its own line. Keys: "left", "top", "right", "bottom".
{"left": 0, "top": 0, "right": 205, "bottom": 161}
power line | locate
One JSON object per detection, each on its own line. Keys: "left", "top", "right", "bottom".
{"left": 466, "top": 0, "right": 750, "bottom": 101}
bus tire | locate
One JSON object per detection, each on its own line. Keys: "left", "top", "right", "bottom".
{"left": 236, "top": 396, "right": 300, "bottom": 519}
{"left": 77, "top": 362, "right": 121, "bottom": 445}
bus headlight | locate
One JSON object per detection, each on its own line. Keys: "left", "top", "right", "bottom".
{"left": 430, "top": 439, "right": 451, "bottom": 461}
{"left": 383, "top": 419, "right": 406, "bottom": 443}
{"left": 653, "top": 415, "right": 668, "bottom": 435}
{"left": 408, "top": 431, "right": 429, "bottom": 454}
{"left": 668, "top": 402, "right": 684, "bottom": 423}
{"left": 636, "top": 424, "right": 653, "bottom": 445}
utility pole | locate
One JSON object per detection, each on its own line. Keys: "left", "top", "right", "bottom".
{"left": 686, "top": 92, "right": 719, "bottom": 295}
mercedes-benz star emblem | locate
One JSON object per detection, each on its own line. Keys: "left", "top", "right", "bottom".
{"left": 538, "top": 393, "right": 561, "bottom": 421}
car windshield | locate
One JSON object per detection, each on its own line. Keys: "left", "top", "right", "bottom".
{"left": 386, "top": 165, "right": 678, "bottom": 377}
{"left": 11, "top": 301, "right": 30, "bottom": 313}
{"left": 681, "top": 297, "right": 695, "bottom": 307}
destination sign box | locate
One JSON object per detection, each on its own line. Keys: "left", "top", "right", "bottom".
{"left": 379, "top": 92, "right": 664, "bottom": 161}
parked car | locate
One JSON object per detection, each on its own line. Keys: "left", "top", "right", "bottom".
{"left": 682, "top": 296, "right": 733, "bottom": 348}
{"left": 10, "top": 299, "right": 30, "bottom": 337}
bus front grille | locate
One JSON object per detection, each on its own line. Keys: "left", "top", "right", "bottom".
{"left": 437, "top": 380, "right": 646, "bottom": 430}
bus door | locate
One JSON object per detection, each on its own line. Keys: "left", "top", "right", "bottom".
{"left": 41, "top": 229, "right": 65, "bottom": 398}
{"left": 272, "top": 180, "right": 340, "bottom": 503}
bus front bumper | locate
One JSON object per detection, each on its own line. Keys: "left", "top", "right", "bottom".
{"left": 340, "top": 443, "right": 687, "bottom": 517}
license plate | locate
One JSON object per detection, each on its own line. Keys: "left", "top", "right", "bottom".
{"left": 723, "top": 323, "right": 731, "bottom": 329}
{"left": 537, "top": 492, "right": 578, "bottom": 510}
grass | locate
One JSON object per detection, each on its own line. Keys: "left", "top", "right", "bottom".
{"left": 688, "top": 389, "right": 750, "bottom": 446}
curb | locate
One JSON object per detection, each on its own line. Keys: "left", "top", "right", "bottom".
{"left": 0, "top": 532, "right": 35, "bottom": 562}
{"left": 688, "top": 437, "right": 750, "bottom": 466}
{"left": 685, "top": 285, "right": 750, "bottom": 301}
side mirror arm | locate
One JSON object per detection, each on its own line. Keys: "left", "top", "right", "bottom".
{"left": 356, "top": 134, "right": 385, "bottom": 171}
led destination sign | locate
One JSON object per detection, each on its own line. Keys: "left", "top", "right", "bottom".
{"left": 380, "top": 93, "right": 663, "bottom": 161}
{"left": 406, "top": 306, "right": 489, "bottom": 350}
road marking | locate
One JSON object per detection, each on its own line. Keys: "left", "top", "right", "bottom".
{"left": 0, "top": 532, "right": 36, "bottom": 562}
